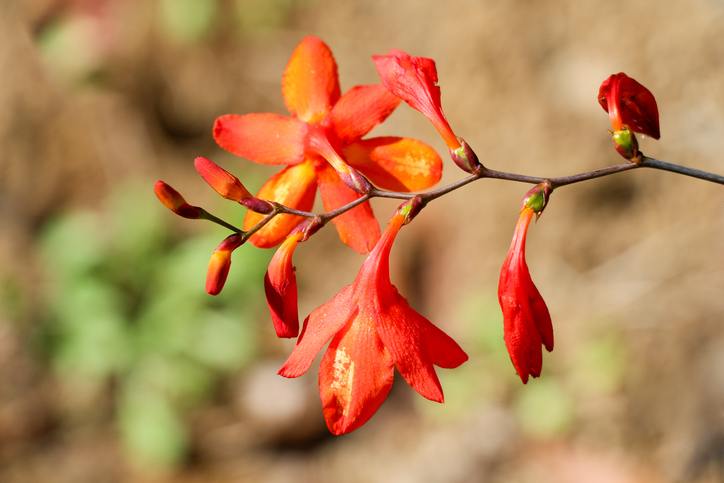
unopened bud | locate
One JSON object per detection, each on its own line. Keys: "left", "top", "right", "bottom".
{"left": 194, "top": 157, "right": 253, "bottom": 201}
{"left": 610, "top": 128, "right": 639, "bottom": 161}
{"left": 154, "top": 181, "right": 202, "bottom": 219}
{"left": 449, "top": 137, "right": 482, "bottom": 174}
{"left": 206, "top": 233, "right": 244, "bottom": 295}
{"left": 238, "top": 197, "right": 275, "bottom": 215}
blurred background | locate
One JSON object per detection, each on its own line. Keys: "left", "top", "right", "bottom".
{"left": 2, "top": 0, "right": 724, "bottom": 481}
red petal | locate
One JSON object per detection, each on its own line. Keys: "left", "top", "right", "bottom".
{"left": 319, "top": 314, "right": 394, "bottom": 435}
{"left": 598, "top": 73, "right": 660, "bottom": 139}
{"left": 244, "top": 160, "right": 317, "bottom": 248}
{"left": 373, "top": 51, "right": 459, "bottom": 149}
{"left": 278, "top": 285, "right": 355, "bottom": 378}
{"left": 375, "top": 292, "right": 467, "bottom": 402}
{"left": 315, "top": 161, "right": 380, "bottom": 254}
{"left": 342, "top": 137, "right": 442, "bottom": 192}
{"left": 265, "top": 233, "right": 302, "bottom": 338}
{"left": 213, "top": 113, "right": 309, "bottom": 165}
{"left": 326, "top": 85, "right": 401, "bottom": 143}
{"left": 282, "top": 36, "right": 341, "bottom": 125}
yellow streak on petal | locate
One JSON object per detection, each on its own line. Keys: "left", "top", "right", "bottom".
{"left": 331, "top": 348, "right": 354, "bottom": 417}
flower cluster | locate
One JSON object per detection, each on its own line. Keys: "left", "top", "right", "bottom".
{"left": 154, "top": 35, "right": 663, "bottom": 434}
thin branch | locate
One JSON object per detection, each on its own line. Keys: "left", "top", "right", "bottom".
{"left": 641, "top": 157, "right": 724, "bottom": 185}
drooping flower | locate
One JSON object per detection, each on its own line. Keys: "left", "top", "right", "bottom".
{"left": 279, "top": 206, "right": 468, "bottom": 435}
{"left": 373, "top": 50, "right": 480, "bottom": 173}
{"left": 214, "top": 36, "right": 443, "bottom": 254}
{"left": 598, "top": 73, "right": 660, "bottom": 160}
{"left": 206, "top": 233, "right": 244, "bottom": 295}
{"left": 498, "top": 185, "right": 554, "bottom": 384}
{"left": 598, "top": 73, "right": 660, "bottom": 139}
{"left": 265, "top": 232, "right": 303, "bottom": 338}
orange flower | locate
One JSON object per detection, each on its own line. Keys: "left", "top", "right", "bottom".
{"left": 279, "top": 210, "right": 468, "bottom": 434}
{"left": 498, "top": 204, "right": 553, "bottom": 384}
{"left": 214, "top": 36, "right": 443, "bottom": 254}
{"left": 154, "top": 181, "right": 202, "bottom": 219}
{"left": 206, "top": 234, "right": 244, "bottom": 295}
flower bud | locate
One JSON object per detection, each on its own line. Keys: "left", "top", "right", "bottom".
{"left": 154, "top": 181, "right": 202, "bottom": 219}
{"left": 522, "top": 181, "right": 553, "bottom": 218}
{"left": 610, "top": 128, "right": 640, "bottom": 162}
{"left": 194, "top": 157, "right": 253, "bottom": 201}
{"left": 449, "top": 138, "right": 482, "bottom": 174}
{"left": 396, "top": 196, "right": 425, "bottom": 225}
{"left": 206, "top": 234, "right": 244, "bottom": 295}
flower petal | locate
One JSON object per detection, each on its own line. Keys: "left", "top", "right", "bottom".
{"left": 342, "top": 137, "right": 442, "bottom": 192}
{"left": 319, "top": 314, "right": 394, "bottom": 435}
{"left": 278, "top": 285, "right": 355, "bottom": 378}
{"left": 375, "top": 292, "right": 467, "bottom": 402}
{"left": 598, "top": 73, "right": 660, "bottom": 139}
{"left": 315, "top": 161, "right": 380, "bottom": 254}
{"left": 244, "top": 160, "right": 317, "bottom": 248}
{"left": 213, "top": 113, "right": 309, "bottom": 165}
{"left": 326, "top": 84, "right": 401, "bottom": 143}
{"left": 373, "top": 50, "right": 459, "bottom": 150}
{"left": 282, "top": 36, "right": 341, "bottom": 125}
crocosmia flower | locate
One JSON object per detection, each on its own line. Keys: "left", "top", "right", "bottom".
{"left": 498, "top": 188, "right": 554, "bottom": 384}
{"left": 265, "top": 232, "right": 303, "bottom": 338}
{"left": 214, "top": 36, "right": 443, "bottom": 254}
{"left": 373, "top": 50, "right": 459, "bottom": 150}
{"left": 598, "top": 72, "right": 660, "bottom": 139}
{"left": 279, "top": 208, "right": 468, "bottom": 435}
{"left": 373, "top": 50, "right": 480, "bottom": 173}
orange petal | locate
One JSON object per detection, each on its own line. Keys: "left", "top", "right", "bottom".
{"left": 342, "top": 137, "right": 442, "bottom": 192}
{"left": 244, "top": 160, "right": 317, "bottom": 248}
{"left": 319, "top": 315, "right": 394, "bottom": 435}
{"left": 282, "top": 36, "right": 341, "bottom": 125}
{"left": 213, "top": 113, "right": 308, "bottom": 165}
{"left": 326, "top": 85, "right": 401, "bottom": 143}
{"left": 315, "top": 161, "right": 380, "bottom": 254}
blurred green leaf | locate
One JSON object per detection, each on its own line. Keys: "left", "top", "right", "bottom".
{"left": 159, "top": 0, "right": 218, "bottom": 45}
{"left": 117, "top": 382, "right": 188, "bottom": 469}
{"left": 514, "top": 378, "right": 575, "bottom": 439}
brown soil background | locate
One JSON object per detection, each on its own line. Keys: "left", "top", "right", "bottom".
{"left": 2, "top": 0, "right": 724, "bottom": 482}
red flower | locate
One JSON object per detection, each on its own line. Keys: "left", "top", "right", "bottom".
{"left": 265, "top": 232, "right": 303, "bottom": 338}
{"left": 373, "top": 50, "right": 460, "bottom": 151}
{"left": 598, "top": 72, "right": 660, "bottom": 139}
{"left": 278, "top": 210, "right": 468, "bottom": 435}
{"left": 498, "top": 206, "right": 553, "bottom": 384}
{"left": 214, "top": 36, "right": 443, "bottom": 254}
